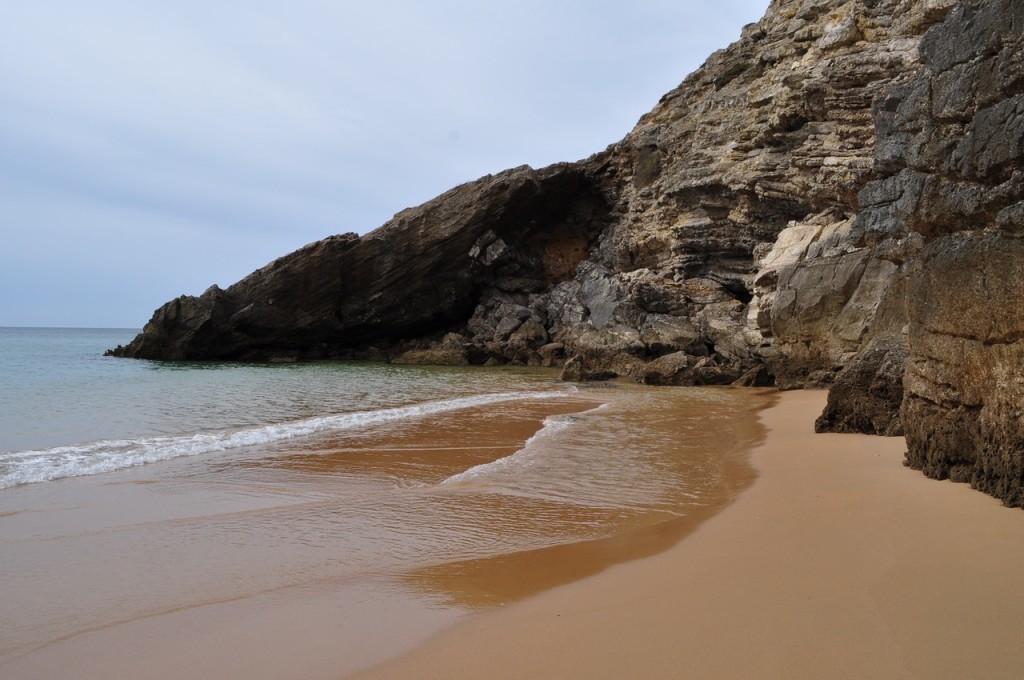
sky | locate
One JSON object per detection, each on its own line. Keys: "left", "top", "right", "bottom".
{"left": 1, "top": 1, "right": 769, "bottom": 328}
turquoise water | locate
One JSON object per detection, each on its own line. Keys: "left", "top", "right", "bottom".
{"left": 0, "top": 327, "right": 570, "bottom": 488}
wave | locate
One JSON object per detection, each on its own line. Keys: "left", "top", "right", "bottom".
{"left": 441, "top": 403, "right": 607, "bottom": 487}
{"left": 0, "top": 389, "right": 574, "bottom": 490}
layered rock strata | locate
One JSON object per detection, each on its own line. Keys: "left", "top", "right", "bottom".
{"left": 111, "top": 0, "right": 951, "bottom": 387}
{"left": 892, "top": 0, "right": 1024, "bottom": 505}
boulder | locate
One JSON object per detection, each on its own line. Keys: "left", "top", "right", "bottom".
{"left": 815, "top": 337, "right": 907, "bottom": 436}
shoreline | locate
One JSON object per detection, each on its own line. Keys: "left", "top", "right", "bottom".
{"left": 0, "top": 396, "right": 596, "bottom": 680}
{"left": 401, "top": 384, "right": 770, "bottom": 609}
{"left": 352, "top": 389, "right": 1024, "bottom": 680}
{"left": 0, "top": 385, "right": 765, "bottom": 680}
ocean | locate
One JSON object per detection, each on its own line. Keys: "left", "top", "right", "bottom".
{"left": 0, "top": 327, "right": 766, "bottom": 678}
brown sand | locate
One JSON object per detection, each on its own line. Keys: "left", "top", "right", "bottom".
{"left": 352, "top": 390, "right": 1024, "bottom": 680}
{"left": 0, "top": 398, "right": 600, "bottom": 680}
{"left": 401, "top": 387, "right": 765, "bottom": 609}
{"left": 4, "top": 391, "right": 759, "bottom": 680}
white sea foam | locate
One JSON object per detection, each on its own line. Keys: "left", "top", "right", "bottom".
{"left": 0, "top": 390, "right": 573, "bottom": 489}
{"left": 441, "top": 403, "right": 607, "bottom": 487}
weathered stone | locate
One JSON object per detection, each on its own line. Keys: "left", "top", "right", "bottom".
{"left": 815, "top": 336, "right": 906, "bottom": 436}
{"left": 903, "top": 232, "right": 1024, "bottom": 505}
{"left": 393, "top": 348, "right": 469, "bottom": 366}
{"left": 640, "top": 314, "right": 705, "bottom": 356}
{"left": 558, "top": 355, "right": 618, "bottom": 382}
{"left": 818, "top": 12, "right": 861, "bottom": 51}
{"left": 559, "top": 355, "right": 586, "bottom": 382}
{"left": 110, "top": 168, "right": 609, "bottom": 361}
{"left": 638, "top": 352, "right": 693, "bottom": 386}
{"left": 537, "top": 342, "right": 566, "bottom": 367}
{"left": 875, "top": 0, "right": 1024, "bottom": 506}
{"left": 691, "top": 358, "right": 744, "bottom": 386}
{"left": 111, "top": 0, "right": 941, "bottom": 372}
{"left": 565, "top": 325, "right": 646, "bottom": 364}
{"left": 732, "top": 364, "right": 775, "bottom": 388}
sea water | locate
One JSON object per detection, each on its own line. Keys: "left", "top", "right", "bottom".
{"left": 0, "top": 328, "right": 578, "bottom": 486}
{"left": 0, "top": 327, "right": 765, "bottom": 676}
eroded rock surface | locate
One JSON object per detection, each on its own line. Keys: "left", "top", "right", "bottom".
{"left": 111, "top": 0, "right": 950, "bottom": 389}
{"left": 884, "top": 0, "right": 1024, "bottom": 505}
{"left": 109, "top": 165, "right": 610, "bottom": 361}
{"left": 815, "top": 336, "right": 907, "bottom": 436}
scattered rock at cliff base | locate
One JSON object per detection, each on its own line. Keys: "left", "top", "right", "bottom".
{"left": 392, "top": 349, "right": 470, "bottom": 366}
{"left": 815, "top": 337, "right": 906, "bottom": 436}
{"left": 732, "top": 365, "right": 775, "bottom": 388}
{"left": 559, "top": 355, "right": 618, "bottom": 383}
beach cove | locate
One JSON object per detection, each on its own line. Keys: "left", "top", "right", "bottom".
{"left": 4, "top": 0, "right": 1024, "bottom": 676}
{"left": 0, "top": 329, "right": 768, "bottom": 679}
{"left": 4, "top": 340, "right": 1024, "bottom": 679}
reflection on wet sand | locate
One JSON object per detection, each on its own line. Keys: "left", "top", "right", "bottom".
{"left": 0, "top": 384, "right": 773, "bottom": 680}
{"left": 251, "top": 398, "right": 602, "bottom": 485}
{"left": 403, "top": 388, "right": 770, "bottom": 607}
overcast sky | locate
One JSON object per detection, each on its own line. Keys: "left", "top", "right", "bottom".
{"left": 1, "top": 1, "right": 769, "bottom": 328}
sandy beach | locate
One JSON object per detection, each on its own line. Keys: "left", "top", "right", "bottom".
{"left": 353, "top": 389, "right": 1024, "bottom": 680}
{"left": 0, "top": 383, "right": 764, "bottom": 680}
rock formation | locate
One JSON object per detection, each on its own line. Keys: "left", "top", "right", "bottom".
{"left": 111, "top": 0, "right": 947, "bottom": 374}
{"left": 108, "top": 165, "right": 609, "bottom": 361}
{"left": 890, "top": 0, "right": 1024, "bottom": 505}
{"left": 109, "top": 0, "right": 1024, "bottom": 505}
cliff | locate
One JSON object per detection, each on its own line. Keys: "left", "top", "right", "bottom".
{"left": 893, "top": 0, "right": 1024, "bottom": 505}
{"left": 109, "top": 1, "right": 1024, "bottom": 505}
{"left": 106, "top": 165, "right": 609, "bottom": 361}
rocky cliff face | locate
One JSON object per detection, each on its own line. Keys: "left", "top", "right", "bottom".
{"left": 109, "top": 165, "right": 609, "bottom": 361}
{"left": 815, "top": 0, "right": 1024, "bottom": 506}
{"left": 109, "top": 1, "right": 1024, "bottom": 504}
{"left": 891, "top": 0, "right": 1024, "bottom": 505}
{"left": 112, "top": 0, "right": 948, "bottom": 375}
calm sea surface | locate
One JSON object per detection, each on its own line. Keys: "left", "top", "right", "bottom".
{"left": 0, "top": 327, "right": 764, "bottom": 677}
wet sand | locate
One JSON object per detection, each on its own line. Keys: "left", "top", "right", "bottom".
{"left": 0, "top": 398, "right": 596, "bottom": 680}
{"left": 0, "top": 386, "right": 764, "bottom": 680}
{"left": 401, "top": 387, "right": 765, "bottom": 608}
{"left": 353, "top": 390, "right": 1024, "bottom": 680}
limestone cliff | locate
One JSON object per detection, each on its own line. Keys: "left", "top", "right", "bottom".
{"left": 109, "top": 1, "right": 1024, "bottom": 504}
{"left": 892, "top": 0, "right": 1024, "bottom": 505}
{"left": 111, "top": 0, "right": 948, "bottom": 376}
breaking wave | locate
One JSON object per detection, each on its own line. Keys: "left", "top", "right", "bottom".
{"left": 0, "top": 389, "right": 573, "bottom": 489}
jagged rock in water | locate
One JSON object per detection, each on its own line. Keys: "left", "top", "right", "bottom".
{"left": 109, "top": 165, "right": 610, "bottom": 361}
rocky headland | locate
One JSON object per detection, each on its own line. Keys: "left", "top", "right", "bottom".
{"left": 109, "top": 0, "right": 1024, "bottom": 506}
